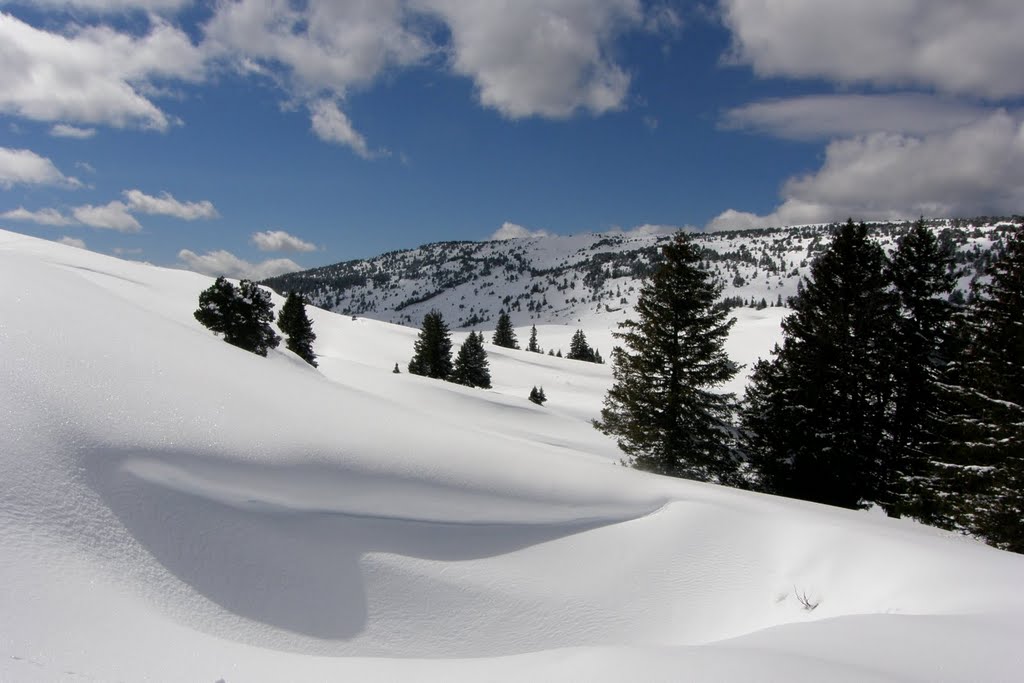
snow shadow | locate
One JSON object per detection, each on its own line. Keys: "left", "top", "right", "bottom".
{"left": 83, "top": 448, "right": 629, "bottom": 643}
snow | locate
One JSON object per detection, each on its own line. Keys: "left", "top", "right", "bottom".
{"left": 2, "top": 228, "right": 1023, "bottom": 682}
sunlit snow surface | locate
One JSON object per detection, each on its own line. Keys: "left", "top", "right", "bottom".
{"left": 2, "top": 229, "right": 1022, "bottom": 682}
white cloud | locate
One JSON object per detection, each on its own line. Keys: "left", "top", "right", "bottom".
{"left": 489, "top": 221, "right": 551, "bottom": 240}
{"left": 50, "top": 124, "right": 97, "bottom": 139}
{"left": 722, "top": 94, "right": 995, "bottom": 141}
{"left": 0, "top": 146, "right": 80, "bottom": 188}
{"left": 123, "top": 189, "right": 218, "bottom": 220}
{"left": 73, "top": 200, "right": 142, "bottom": 232}
{"left": 308, "top": 99, "right": 373, "bottom": 158}
{"left": 721, "top": 0, "right": 1024, "bottom": 99}
{"left": 56, "top": 235, "right": 87, "bottom": 249}
{"left": 250, "top": 230, "right": 318, "bottom": 253}
{"left": 708, "top": 111, "right": 1024, "bottom": 230}
{"left": 112, "top": 246, "right": 143, "bottom": 256}
{"left": 0, "top": 12, "right": 203, "bottom": 131}
{"left": 0, "top": 206, "right": 75, "bottom": 226}
{"left": 177, "top": 248, "right": 301, "bottom": 280}
{"left": 417, "top": 0, "right": 642, "bottom": 118}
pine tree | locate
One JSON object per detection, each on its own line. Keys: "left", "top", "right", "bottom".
{"left": 408, "top": 310, "right": 453, "bottom": 379}
{"left": 942, "top": 228, "right": 1024, "bottom": 551}
{"left": 595, "top": 232, "right": 739, "bottom": 483}
{"left": 529, "top": 386, "right": 547, "bottom": 405}
{"left": 527, "top": 325, "right": 541, "bottom": 353}
{"left": 882, "top": 219, "right": 957, "bottom": 515}
{"left": 194, "top": 277, "right": 280, "bottom": 357}
{"left": 567, "top": 329, "right": 596, "bottom": 362}
{"left": 492, "top": 311, "right": 519, "bottom": 349}
{"left": 277, "top": 291, "right": 317, "bottom": 367}
{"left": 393, "top": 363, "right": 401, "bottom": 374}
{"left": 450, "top": 331, "right": 492, "bottom": 388}
{"left": 741, "top": 220, "right": 898, "bottom": 508}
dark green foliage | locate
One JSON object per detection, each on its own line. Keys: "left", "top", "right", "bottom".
{"left": 556, "top": 349, "right": 562, "bottom": 358}
{"left": 529, "top": 386, "right": 547, "bottom": 405}
{"left": 567, "top": 329, "right": 599, "bottom": 362}
{"left": 595, "top": 232, "right": 739, "bottom": 483}
{"left": 408, "top": 310, "right": 453, "bottom": 379}
{"left": 492, "top": 311, "right": 519, "bottom": 349}
{"left": 527, "top": 325, "right": 541, "bottom": 353}
{"left": 882, "top": 219, "right": 957, "bottom": 515}
{"left": 450, "top": 331, "right": 492, "bottom": 388}
{"left": 194, "top": 277, "right": 280, "bottom": 357}
{"left": 277, "top": 291, "right": 318, "bottom": 367}
{"left": 940, "top": 229, "right": 1024, "bottom": 551}
{"left": 741, "top": 220, "right": 899, "bottom": 508}
{"left": 393, "top": 363, "right": 401, "bottom": 374}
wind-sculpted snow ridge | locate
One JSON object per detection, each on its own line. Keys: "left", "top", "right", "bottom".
{"left": 2, "top": 228, "right": 1023, "bottom": 682}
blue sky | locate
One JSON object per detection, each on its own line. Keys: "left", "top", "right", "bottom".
{"left": 2, "top": 1, "right": 1023, "bottom": 279}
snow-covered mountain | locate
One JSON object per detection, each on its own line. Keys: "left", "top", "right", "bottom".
{"left": 264, "top": 218, "right": 1015, "bottom": 330}
{"left": 3, "top": 227, "right": 1023, "bottom": 682}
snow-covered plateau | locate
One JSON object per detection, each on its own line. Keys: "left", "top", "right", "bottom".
{"left": 2, "top": 228, "right": 1022, "bottom": 682}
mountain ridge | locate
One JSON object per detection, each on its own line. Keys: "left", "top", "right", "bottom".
{"left": 264, "top": 217, "right": 1019, "bottom": 330}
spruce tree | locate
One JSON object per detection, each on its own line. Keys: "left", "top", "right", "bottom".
{"left": 527, "top": 325, "right": 541, "bottom": 353}
{"left": 408, "top": 310, "right": 453, "bottom": 379}
{"left": 741, "top": 220, "right": 898, "bottom": 508}
{"left": 277, "top": 291, "right": 318, "bottom": 367}
{"left": 595, "top": 232, "right": 739, "bottom": 483}
{"left": 529, "top": 386, "right": 547, "bottom": 405}
{"left": 567, "top": 329, "right": 596, "bottom": 362}
{"left": 194, "top": 277, "right": 280, "bottom": 357}
{"left": 883, "top": 219, "right": 957, "bottom": 515}
{"left": 492, "top": 311, "right": 519, "bottom": 349}
{"left": 942, "top": 228, "right": 1024, "bottom": 551}
{"left": 450, "top": 331, "right": 492, "bottom": 388}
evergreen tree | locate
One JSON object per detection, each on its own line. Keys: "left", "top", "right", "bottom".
{"left": 741, "top": 220, "right": 899, "bottom": 508}
{"left": 450, "top": 331, "right": 492, "bottom": 388}
{"left": 595, "top": 232, "right": 739, "bottom": 483}
{"left": 567, "top": 329, "right": 597, "bottom": 362}
{"left": 529, "top": 386, "right": 547, "bottom": 405}
{"left": 277, "top": 291, "right": 317, "bottom": 367}
{"left": 194, "top": 277, "right": 280, "bottom": 357}
{"left": 527, "top": 325, "right": 541, "bottom": 353}
{"left": 492, "top": 311, "right": 519, "bottom": 349}
{"left": 942, "top": 228, "right": 1024, "bottom": 551}
{"left": 393, "top": 363, "right": 401, "bottom": 374}
{"left": 883, "top": 219, "right": 957, "bottom": 515}
{"left": 408, "top": 310, "right": 453, "bottom": 379}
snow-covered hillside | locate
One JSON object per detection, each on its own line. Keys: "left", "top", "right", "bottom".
{"left": 2, "top": 228, "right": 1023, "bottom": 682}
{"left": 264, "top": 219, "right": 1014, "bottom": 331}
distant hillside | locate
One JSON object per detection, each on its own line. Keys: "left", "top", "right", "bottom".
{"left": 264, "top": 218, "right": 1019, "bottom": 330}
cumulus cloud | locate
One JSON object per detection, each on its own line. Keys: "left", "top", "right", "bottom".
{"left": 417, "top": 0, "right": 642, "bottom": 118}
{"left": 177, "top": 248, "right": 301, "bottom": 280}
{"left": 0, "top": 147, "right": 80, "bottom": 188}
{"left": 29, "top": 0, "right": 190, "bottom": 10}
{"left": 722, "top": 94, "right": 995, "bottom": 141}
{"left": 50, "top": 124, "right": 97, "bottom": 139}
{"left": 0, "top": 12, "right": 203, "bottom": 131}
{"left": 708, "top": 111, "right": 1024, "bottom": 231}
{"left": 123, "top": 189, "right": 218, "bottom": 220}
{"left": 56, "top": 235, "right": 87, "bottom": 249}
{"left": 250, "top": 230, "right": 318, "bottom": 253}
{"left": 721, "top": 0, "right": 1024, "bottom": 99}
{"left": 607, "top": 223, "right": 684, "bottom": 236}
{"left": 309, "top": 99, "right": 373, "bottom": 158}
{"left": 73, "top": 200, "right": 142, "bottom": 232}
{"left": 1, "top": 206, "right": 75, "bottom": 226}
{"left": 489, "top": 221, "right": 551, "bottom": 240}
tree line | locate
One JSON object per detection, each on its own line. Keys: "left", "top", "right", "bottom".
{"left": 595, "top": 221, "right": 1023, "bottom": 554}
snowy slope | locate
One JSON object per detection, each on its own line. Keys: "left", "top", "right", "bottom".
{"left": 2, "top": 229, "right": 1023, "bottom": 682}
{"left": 264, "top": 219, "right": 1013, "bottom": 332}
